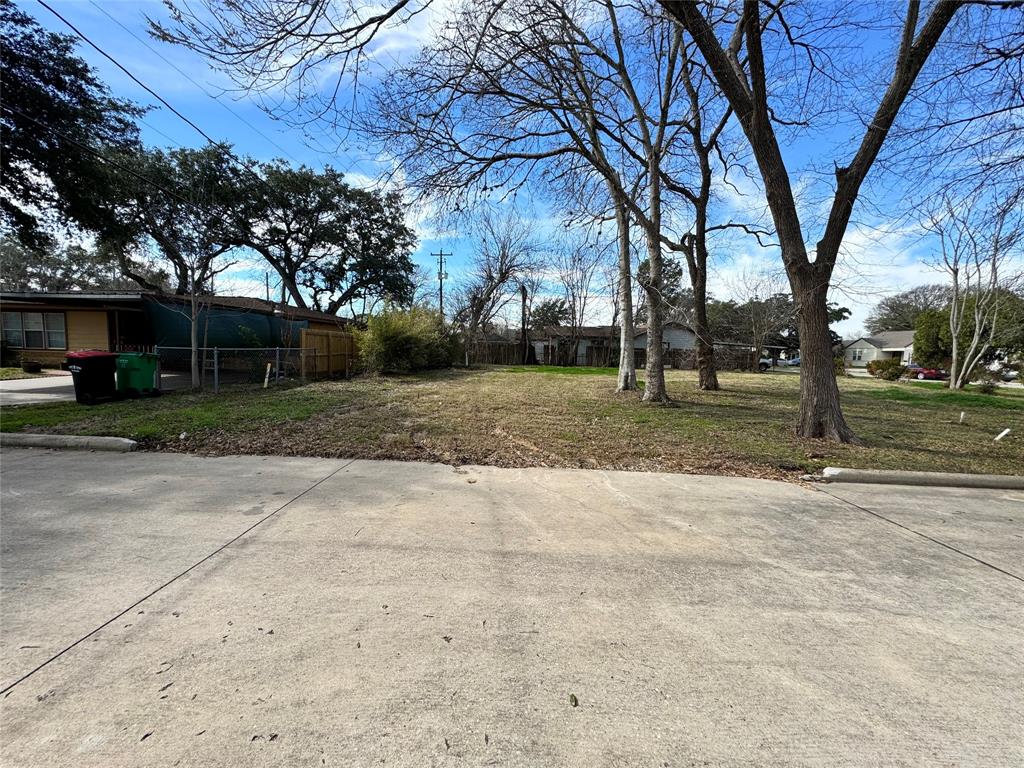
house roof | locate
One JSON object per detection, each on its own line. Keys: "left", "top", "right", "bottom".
{"left": 540, "top": 321, "right": 694, "bottom": 339}
{"left": 170, "top": 295, "right": 354, "bottom": 326}
{"left": 540, "top": 325, "right": 618, "bottom": 338}
{"left": 1, "top": 290, "right": 352, "bottom": 326}
{"left": 844, "top": 330, "right": 915, "bottom": 350}
{"left": 1, "top": 290, "right": 145, "bottom": 303}
{"left": 634, "top": 321, "right": 694, "bottom": 335}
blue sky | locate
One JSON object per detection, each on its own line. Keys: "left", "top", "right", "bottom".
{"left": 21, "top": 0, "right": 468, "bottom": 309}
{"left": 19, "top": 0, "right": 967, "bottom": 337}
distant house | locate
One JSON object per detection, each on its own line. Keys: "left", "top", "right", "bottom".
{"left": 0, "top": 290, "right": 351, "bottom": 366}
{"left": 633, "top": 322, "right": 696, "bottom": 354}
{"left": 533, "top": 321, "right": 696, "bottom": 366}
{"left": 841, "top": 330, "right": 915, "bottom": 368}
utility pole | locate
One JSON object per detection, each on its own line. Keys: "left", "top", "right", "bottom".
{"left": 432, "top": 250, "right": 450, "bottom": 321}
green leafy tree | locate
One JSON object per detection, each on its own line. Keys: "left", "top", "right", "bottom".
{"left": 706, "top": 295, "right": 848, "bottom": 353}
{"left": 768, "top": 301, "right": 851, "bottom": 351}
{"left": 233, "top": 161, "right": 416, "bottom": 316}
{"left": 634, "top": 258, "right": 689, "bottom": 325}
{"left": 0, "top": 236, "right": 168, "bottom": 292}
{"left": 865, "top": 284, "right": 951, "bottom": 334}
{"left": 530, "top": 297, "right": 570, "bottom": 330}
{"left": 993, "top": 289, "right": 1024, "bottom": 356}
{"left": 0, "top": 0, "right": 142, "bottom": 246}
{"left": 103, "top": 145, "right": 240, "bottom": 388}
{"left": 914, "top": 290, "right": 1024, "bottom": 370}
{"left": 913, "top": 309, "right": 952, "bottom": 367}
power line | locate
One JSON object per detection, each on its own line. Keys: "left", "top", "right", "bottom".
{"left": 2, "top": 103, "right": 200, "bottom": 211}
{"left": 42, "top": 0, "right": 395, "bottom": 200}
{"left": 35, "top": 0, "right": 293, "bottom": 213}
{"left": 85, "top": 0, "right": 305, "bottom": 167}
{"left": 72, "top": 0, "right": 372, "bottom": 182}
{"left": 37, "top": 0, "right": 220, "bottom": 147}
{"left": 4, "top": 101, "right": 282, "bottom": 301}
{"left": 0, "top": 101, "right": 273, "bottom": 278}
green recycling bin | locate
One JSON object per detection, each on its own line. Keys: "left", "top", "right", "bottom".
{"left": 116, "top": 352, "right": 160, "bottom": 397}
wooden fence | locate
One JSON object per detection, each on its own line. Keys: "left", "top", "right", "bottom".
{"left": 467, "top": 340, "right": 524, "bottom": 365}
{"left": 300, "top": 328, "right": 357, "bottom": 379}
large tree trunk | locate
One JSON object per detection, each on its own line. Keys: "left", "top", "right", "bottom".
{"left": 687, "top": 233, "right": 719, "bottom": 391}
{"left": 642, "top": 235, "right": 668, "bottom": 403}
{"left": 793, "top": 276, "right": 858, "bottom": 442}
{"left": 641, "top": 156, "right": 668, "bottom": 403}
{"left": 282, "top": 273, "right": 307, "bottom": 309}
{"left": 614, "top": 201, "right": 637, "bottom": 391}
{"left": 693, "top": 312, "right": 718, "bottom": 390}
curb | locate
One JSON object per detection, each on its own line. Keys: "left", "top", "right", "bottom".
{"left": 820, "top": 466, "right": 1024, "bottom": 491}
{"left": 0, "top": 433, "right": 137, "bottom": 453}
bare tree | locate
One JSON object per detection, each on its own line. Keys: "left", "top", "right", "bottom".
{"left": 727, "top": 267, "right": 793, "bottom": 365}
{"left": 368, "top": 1, "right": 709, "bottom": 401}
{"left": 408, "top": 264, "right": 436, "bottom": 307}
{"left": 453, "top": 211, "right": 544, "bottom": 356}
{"left": 555, "top": 235, "right": 605, "bottom": 365}
{"left": 150, "top": 1, "right": 431, "bottom": 127}
{"left": 926, "top": 191, "right": 1024, "bottom": 389}
{"left": 660, "top": 0, "right": 1020, "bottom": 441}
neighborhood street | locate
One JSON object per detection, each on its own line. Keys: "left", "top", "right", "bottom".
{"left": 2, "top": 448, "right": 1021, "bottom": 766}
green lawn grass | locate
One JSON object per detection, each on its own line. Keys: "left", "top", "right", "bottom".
{"left": 0, "top": 367, "right": 44, "bottom": 381}
{"left": 1, "top": 367, "right": 1020, "bottom": 479}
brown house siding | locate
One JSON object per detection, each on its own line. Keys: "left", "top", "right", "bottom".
{"left": 67, "top": 310, "right": 110, "bottom": 351}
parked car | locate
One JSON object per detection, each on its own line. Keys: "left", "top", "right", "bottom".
{"left": 904, "top": 364, "right": 948, "bottom": 380}
{"left": 784, "top": 356, "right": 800, "bottom": 366}
{"left": 1001, "top": 369, "right": 1020, "bottom": 382}
{"left": 758, "top": 358, "right": 774, "bottom": 372}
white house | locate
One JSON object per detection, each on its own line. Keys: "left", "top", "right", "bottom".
{"left": 842, "top": 330, "right": 915, "bottom": 368}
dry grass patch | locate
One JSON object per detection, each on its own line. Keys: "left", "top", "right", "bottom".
{"left": 2, "top": 366, "right": 1020, "bottom": 480}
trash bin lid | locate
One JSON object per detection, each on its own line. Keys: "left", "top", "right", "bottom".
{"left": 66, "top": 350, "right": 118, "bottom": 359}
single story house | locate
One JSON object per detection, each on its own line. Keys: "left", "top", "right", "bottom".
{"left": 0, "top": 290, "right": 352, "bottom": 367}
{"left": 841, "top": 330, "right": 915, "bottom": 368}
{"left": 534, "top": 322, "right": 696, "bottom": 367}
{"left": 633, "top": 322, "right": 697, "bottom": 353}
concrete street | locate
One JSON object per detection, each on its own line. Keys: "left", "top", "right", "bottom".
{"left": 0, "top": 373, "right": 75, "bottom": 406}
{"left": 1, "top": 449, "right": 1022, "bottom": 766}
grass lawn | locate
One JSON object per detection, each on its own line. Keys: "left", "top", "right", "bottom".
{"left": 1, "top": 367, "right": 1021, "bottom": 480}
{"left": 0, "top": 367, "right": 44, "bottom": 381}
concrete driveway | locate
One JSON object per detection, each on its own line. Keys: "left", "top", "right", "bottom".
{"left": 0, "top": 373, "right": 76, "bottom": 406}
{"left": 1, "top": 450, "right": 1022, "bottom": 766}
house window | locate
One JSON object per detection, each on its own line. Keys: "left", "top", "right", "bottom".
{"left": 1, "top": 311, "right": 66, "bottom": 350}
{"left": 852, "top": 349, "right": 863, "bottom": 361}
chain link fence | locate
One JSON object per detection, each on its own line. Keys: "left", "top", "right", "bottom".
{"left": 153, "top": 347, "right": 315, "bottom": 393}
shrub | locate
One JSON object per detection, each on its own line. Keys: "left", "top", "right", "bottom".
{"left": 356, "top": 306, "right": 456, "bottom": 373}
{"left": 834, "top": 355, "right": 848, "bottom": 377}
{"left": 970, "top": 367, "right": 1001, "bottom": 394}
{"left": 866, "top": 358, "right": 907, "bottom": 381}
